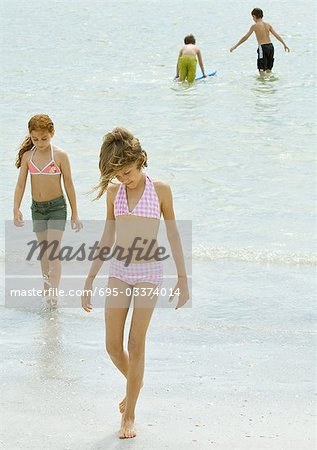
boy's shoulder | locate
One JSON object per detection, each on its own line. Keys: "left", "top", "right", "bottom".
{"left": 182, "top": 43, "right": 198, "bottom": 49}
{"left": 253, "top": 20, "right": 271, "bottom": 28}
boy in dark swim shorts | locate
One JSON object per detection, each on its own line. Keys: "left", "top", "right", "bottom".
{"left": 257, "top": 42, "right": 274, "bottom": 72}
{"left": 230, "top": 8, "right": 290, "bottom": 76}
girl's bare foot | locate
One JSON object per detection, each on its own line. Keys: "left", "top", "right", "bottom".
{"left": 119, "top": 415, "right": 136, "bottom": 439}
{"left": 119, "top": 380, "right": 144, "bottom": 414}
{"left": 119, "top": 397, "right": 126, "bottom": 414}
{"left": 47, "top": 297, "right": 58, "bottom": 308}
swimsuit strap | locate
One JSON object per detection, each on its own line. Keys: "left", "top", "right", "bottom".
{"left": 30, "top": 146, "right": 36, "bottom": 162}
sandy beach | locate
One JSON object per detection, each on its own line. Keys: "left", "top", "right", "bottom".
{"left": 1, "top": 0, "right": 316, "bottom": 448}
{"left": 1, "top": 304, "right": 315, "bottom": 450}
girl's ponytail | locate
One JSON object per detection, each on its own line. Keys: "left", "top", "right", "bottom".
{"left": 15, "top": 136, "right": 33, "bottom": 168}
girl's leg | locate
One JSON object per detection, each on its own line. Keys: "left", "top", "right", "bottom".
{"left": 46, "top": 228, "right": 64, "bottom": 305}
{"left": 119, "top": 283, "right": 158, "bottom": 439}
{"left": 105, "top": 277, "right": 132, "bottom": 378}
{"left": 35, "top": 231, "right": 49, "bottom": 296}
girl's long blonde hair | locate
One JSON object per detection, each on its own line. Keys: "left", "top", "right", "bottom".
{"left": 16, "top": 114, "right": 55, "bottom": 168}
{"left": 94, "top": 127, "right": 147, "bottom": 200}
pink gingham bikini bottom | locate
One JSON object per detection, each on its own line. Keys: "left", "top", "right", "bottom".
{"left": 109, "top": 258, "right": 163, "bottom": 287}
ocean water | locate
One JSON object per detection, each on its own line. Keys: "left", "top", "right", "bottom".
{"left": 0, "top": 1, "right": 316, "bottom": 445}
{"left": 0, "top": 0, "right": 316, "bottom": 449}
{"left": 1, "top": 0, "right": 315, "bottom": 322}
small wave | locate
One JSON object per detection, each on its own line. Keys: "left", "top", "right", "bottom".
{"left": 165, "top": 322, "right": 316, "bottom": 337}
{"left": 1, "top": 246, "right": 316, "bottom": 267}
{"left": 192, "top": 245, "right": 316, "bottom": 266}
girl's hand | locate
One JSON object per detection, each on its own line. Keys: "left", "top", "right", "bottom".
{"left": 81, "top": 281, "right": 93, "bottom": 312}
{"left": 14, "top": 209, "right": 24, "bottom": 227}
{"left": 284, "top": 44, "right": 290, "bottom": 52}
{"left": 71, "top": 215, "right": 83, "bottom": 232}
{"left": 169, "top": 277, "right": 190, "bottom": 309}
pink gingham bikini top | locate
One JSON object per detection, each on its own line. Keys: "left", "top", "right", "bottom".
{"left": 28, "top": 144, "right": 61, "bottom": 175}
{"left": 114, "top": 173, "right": 161, "bottom": 219}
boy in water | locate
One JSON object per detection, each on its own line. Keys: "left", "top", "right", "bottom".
{"left": 230, "top": 8, "right": 290, "bottom": 76}
{"left": 176, "top": 34, "right": 206, "bottom": 83}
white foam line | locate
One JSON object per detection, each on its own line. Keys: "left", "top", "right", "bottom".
{"left": 5, "top": 275, "right": 191, "bottom": 279}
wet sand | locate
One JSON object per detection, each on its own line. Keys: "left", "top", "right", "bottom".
{"left": 0, "top": 306, "right": 315, "bottom": 450}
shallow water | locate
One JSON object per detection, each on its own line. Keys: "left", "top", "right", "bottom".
{"left": 1, "top": 0, "right": 316, "bottom": 324}
{"left": 0, "top": 0, "right": 316, "bottom": 447}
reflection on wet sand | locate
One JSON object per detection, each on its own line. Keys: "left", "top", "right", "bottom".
{"left": 37, "top": 309, "right": 64, "bottom": 380}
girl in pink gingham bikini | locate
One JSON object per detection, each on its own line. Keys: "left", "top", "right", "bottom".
{"left": 81, "top": 127, "right": 190, "bottom": 439}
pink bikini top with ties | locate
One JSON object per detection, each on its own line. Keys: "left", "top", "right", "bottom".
{"left": 28, "top": 144, "right": 61, "bottom": 175}
{"left": 114, "top": 174, "right": 161, "bottom": 219}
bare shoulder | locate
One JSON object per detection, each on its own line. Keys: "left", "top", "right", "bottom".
{"left": 53, "top": 146, "right": 68, "bottom": 162}
{"left": 153, "top": 180, "right": 172, "bottom": 197}
{"left": 106, "top": 182, "right": 120, "bottom": 200}
{"left": 153, "top": 179, "right": 171, "bottom": 190}
{"left": 21, "top": 150, "right": 32, "bottom": 164}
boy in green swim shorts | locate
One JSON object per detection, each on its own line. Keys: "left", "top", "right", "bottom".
{"left": 176, "top": 34, "right": 207, "bottom": 83}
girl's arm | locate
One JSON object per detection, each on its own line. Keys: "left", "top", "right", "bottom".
{"left": 13, "top": 153, "right": 29, "bottom": 226}
{"left": 160, "top": 182, "right": 190, "bottom": 309}
{"left": 82, "top": 187, "right": 116, "bottom": 312}
{"left": 60, "top": 152, "right": 82, "bottom": 231}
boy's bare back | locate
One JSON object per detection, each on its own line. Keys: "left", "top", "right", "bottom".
{"left": 230, "top": 8, "right": 289, "bottom": 58}
{"left": 180, "top": 43, "right": 199, "bottom": 57}
{"left": 252, "top": 20, "right": 272, "bottom": 45}
{"left": 176, "top": 34, "right": 206, "bottom": 80}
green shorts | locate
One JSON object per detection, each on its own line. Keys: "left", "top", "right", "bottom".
{"left": 178, "top": 55, "right": 197, "bottom": 83}
{"left": 31, "top": 195, "right": 67, "bottom": 233}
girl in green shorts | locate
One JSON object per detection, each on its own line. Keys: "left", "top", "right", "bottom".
{"left": 13, "top": 114, "right": 82, "bottom": 307}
